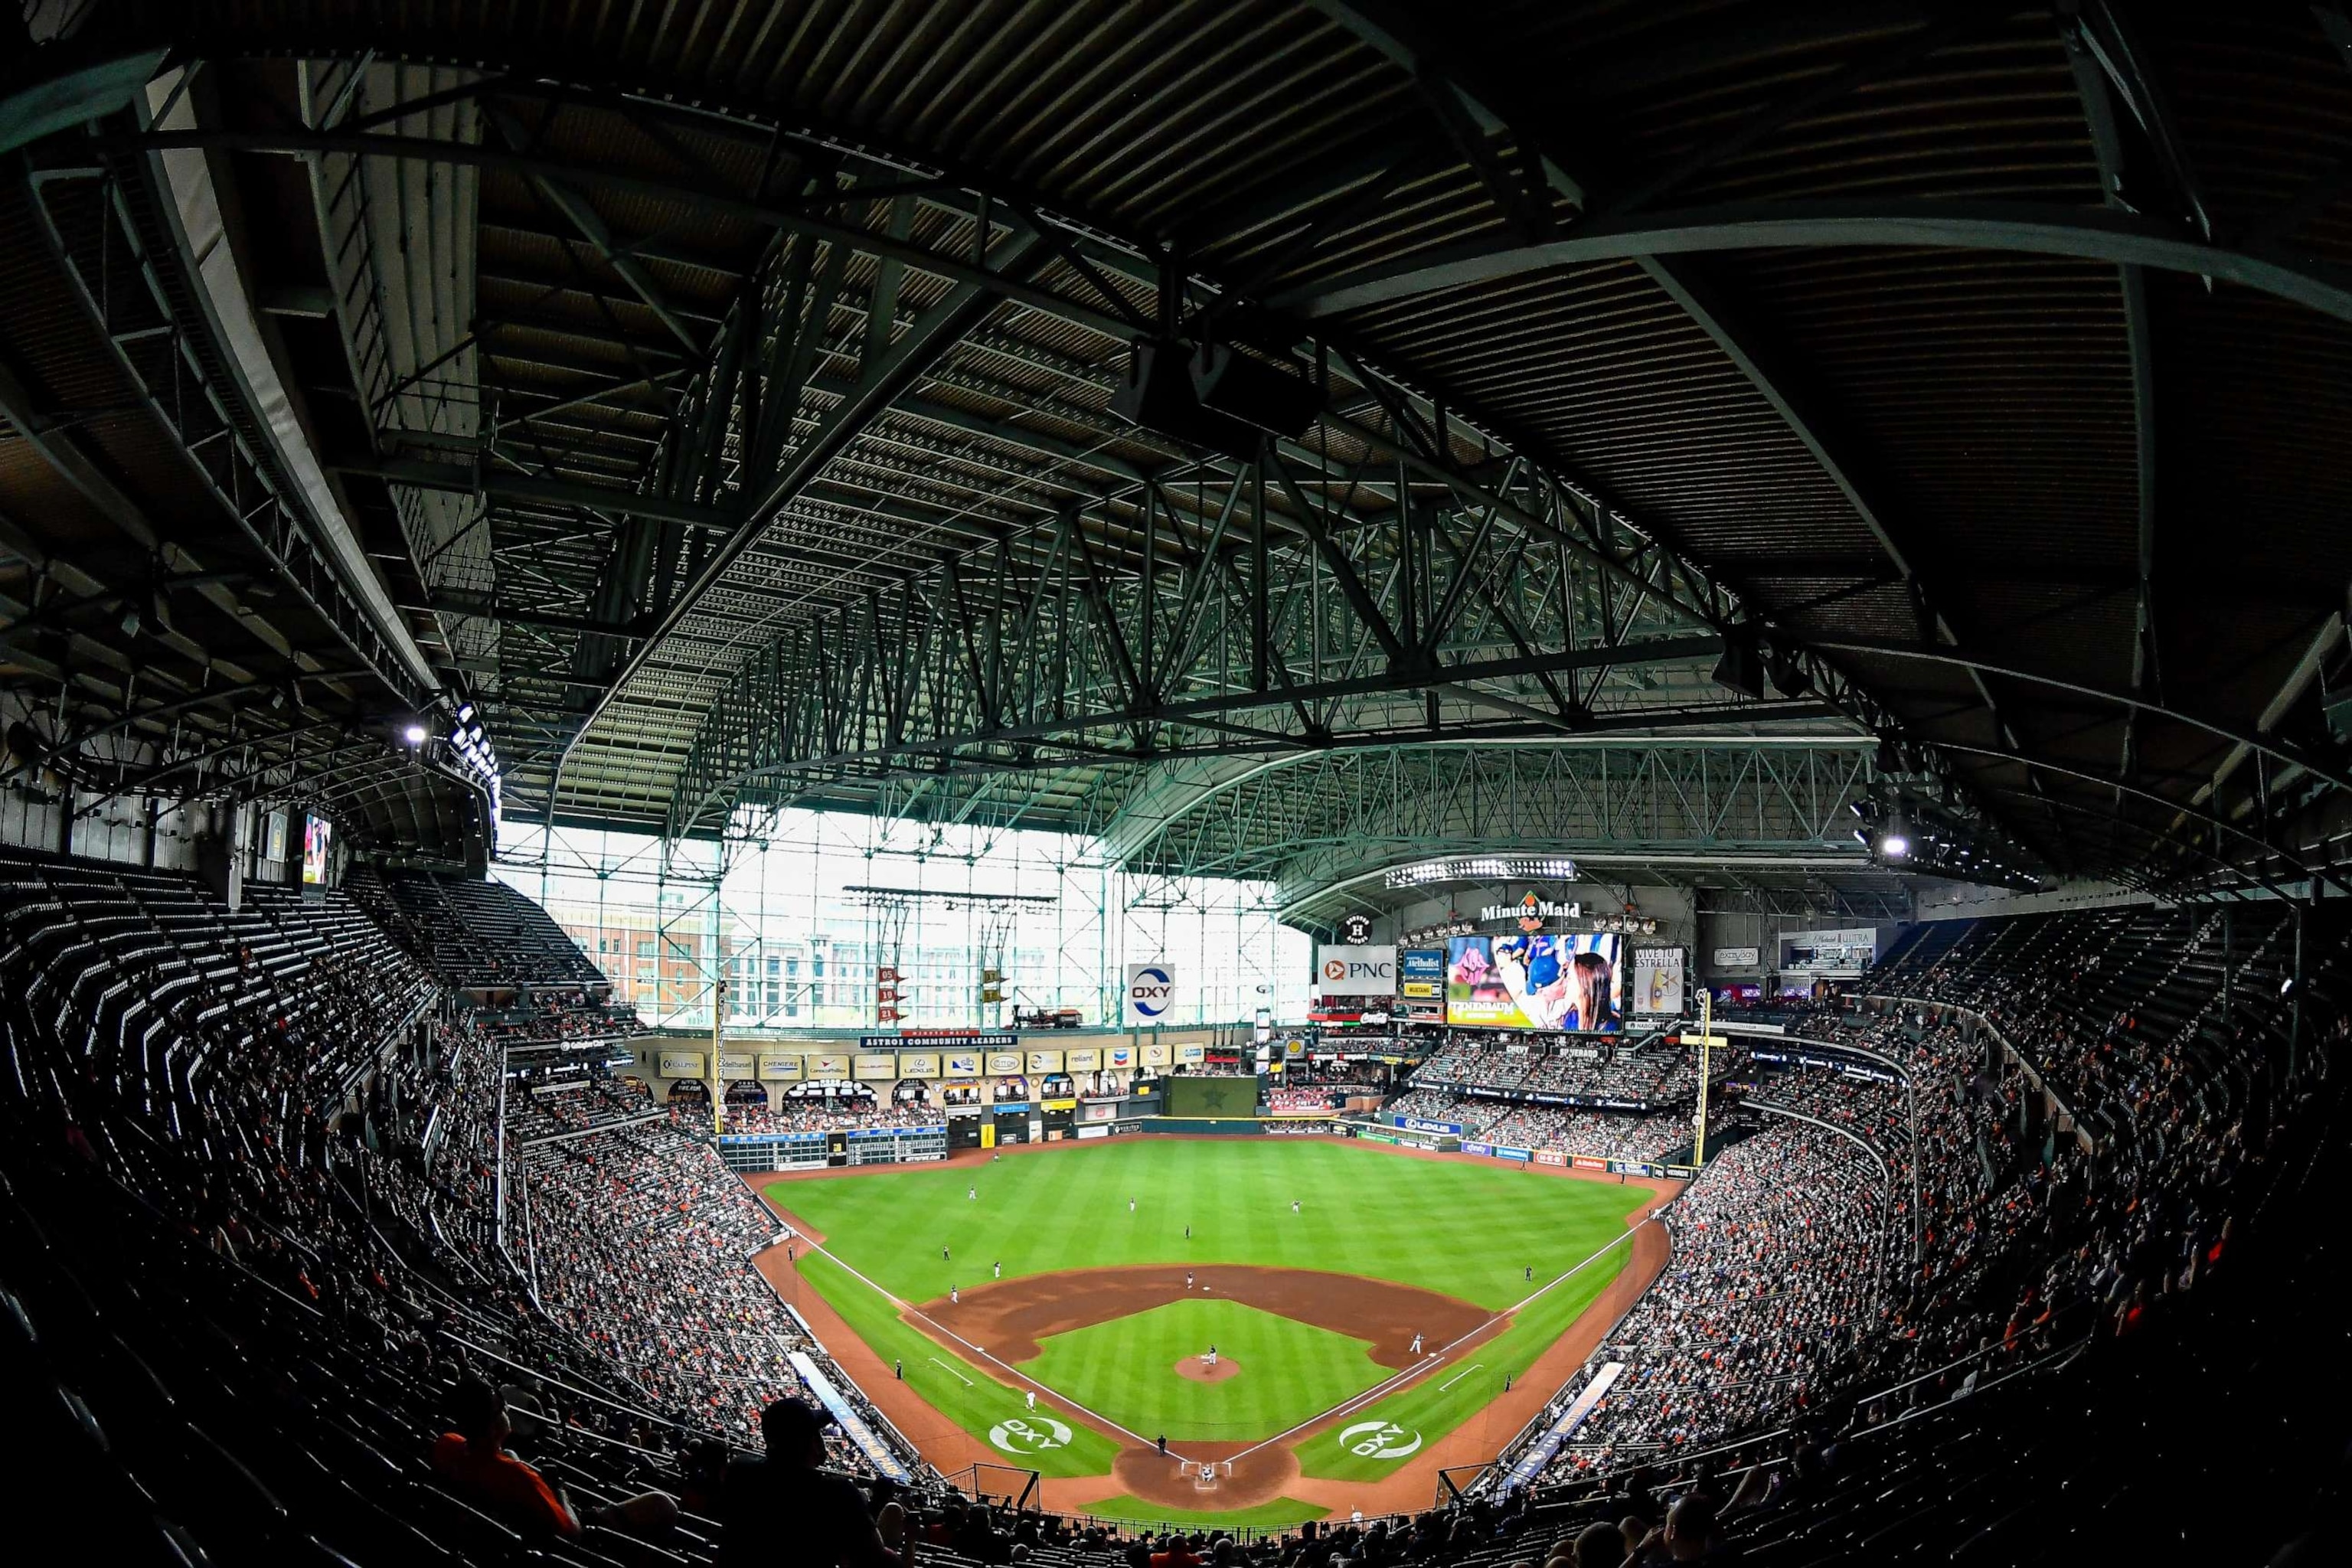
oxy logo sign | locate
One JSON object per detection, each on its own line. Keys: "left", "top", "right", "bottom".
{"left": 1338, "top": 1419, "right": 1423, "bottom": 1459}
{"left": 1125, "top": 962, "right": 1176, "bottom": 1021}
{"left": 988, "top": 1416, "right": 1072, "bottom": 1455}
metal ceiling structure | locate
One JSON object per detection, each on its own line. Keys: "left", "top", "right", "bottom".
{"left": 4, "top": 3, "right": 2350, "bottom": 901}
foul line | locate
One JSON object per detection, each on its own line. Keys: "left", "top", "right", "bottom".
{"left": 784, "top": 1204, "right": 1662, "bottom": 1472}
{"left": 781, "top": 1226, "right": 1179, "bottom": 1459}
{"left": 928, "top": 1357, "right": 975, "bottom": 1387}
{"left": 1437, "top": 1362, "right": 1483, "bottom": 1393}
{"left": 1220, "top": 1210, "right": 1663, "bottom": 1466}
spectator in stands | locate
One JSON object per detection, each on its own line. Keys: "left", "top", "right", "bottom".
{"left": 723, "top": 1396, "right": 909, "bottom": 1567}
{"left": 1573, "top": 1521, "right": 1628, "bottom": 1566}
{"left": 430, "top": 1375, "right": 677, "bottom": 1539}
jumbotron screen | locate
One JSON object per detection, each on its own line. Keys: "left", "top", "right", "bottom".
{"left": 1446, "top": 932, "right": 1623, "bottom": 1032}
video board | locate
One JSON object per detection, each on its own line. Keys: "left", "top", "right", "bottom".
{"left": 1446, "top": 932, "right": 1622, "bottom": 1031}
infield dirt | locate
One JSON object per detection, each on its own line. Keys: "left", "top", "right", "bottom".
{"left": 752, "top": 1135, "right": 1676, "bottom": 1518}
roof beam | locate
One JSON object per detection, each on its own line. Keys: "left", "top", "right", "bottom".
{"left": 555, "top": 224, "right": 1052, "bottom": 783}
{"left": 1266, "top": 201, "right": 2352, "bottom": 325}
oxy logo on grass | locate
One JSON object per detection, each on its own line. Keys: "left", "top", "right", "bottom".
{"left": 1338, "top": 1419, "right": 1422, "bottom": 1459}
{"left": 989, "top": 1415, "right": 1073, "bottom": 1455}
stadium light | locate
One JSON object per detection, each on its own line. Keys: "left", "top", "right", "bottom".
{"left": 402, "top": 724, "right": 427, "bottom": 746}
{"left": 1878, "top": 833, "right": 1909, "bottom": 858}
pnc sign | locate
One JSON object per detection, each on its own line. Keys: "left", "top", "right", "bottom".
{"left": 1124, "top": 962, "right": 1177, "bottom": 1021}
{"left": 1315, "top": 944, "right": 1397, "bottom": 995}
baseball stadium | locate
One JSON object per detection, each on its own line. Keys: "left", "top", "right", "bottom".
{"left": 2, "top": 7, "right": 2350, "bottom": 1566}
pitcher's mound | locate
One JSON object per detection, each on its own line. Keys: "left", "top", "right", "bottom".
{"left": 1174, "top": 1356, "right": 1241, "bottom": 1384}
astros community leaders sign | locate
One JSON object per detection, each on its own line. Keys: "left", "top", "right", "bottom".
{"left": 1124, "top": 962, "right": 1177, "bottom": 1022}
{"left": 1316, "top": 944, "right": 1398, "bottom": 995}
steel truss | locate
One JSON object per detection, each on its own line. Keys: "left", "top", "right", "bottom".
{"left": 1103, "top": 740, "right": 1877, "bottom": 909}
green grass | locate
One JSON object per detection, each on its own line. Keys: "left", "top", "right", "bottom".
{"left": 1025, "top": 1297, "right": 1386, "bottom": 1442}
{"left": 1297, "top": 1227, "right": 1638, "bottom": 1482}
{"left": 795, "top": 1250, "right": 1122, "bottom": 1478}
{"left": 765, "top": 1140, "right": 1655, "bottom": 1495}
{"left": 766, "top": 1138, "right": 1646, "bottom": 1310}
{"left": 1072, "top": 1494, "right": 1331, "bottom": 1534}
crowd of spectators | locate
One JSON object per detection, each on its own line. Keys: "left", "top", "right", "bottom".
{"left": 506, "top": 1073, "right": 662, "bottom": 1142}
{"left": 1414, "top": 1040, "right": 1736, "bottom": 1106}
{"left": 1379, "top": 1088, "right": 1694, "bottom": 1164}
{"left": 710, "top": 1095, "right": 945, "bottom": 1135}
{"left": 511, "top": 1119, "right": 872, "bottom": 1454}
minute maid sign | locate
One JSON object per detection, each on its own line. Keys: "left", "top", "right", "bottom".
{"left": 1479, "top": 891, "right": 1583, "bottom": 923}
{"left": 1125, "top": 962, "right": 1177, "bottom": 1022}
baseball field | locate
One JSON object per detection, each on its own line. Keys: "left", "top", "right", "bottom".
{"left": 754, "top": 1136, "right": 1671, "bottom": 1527}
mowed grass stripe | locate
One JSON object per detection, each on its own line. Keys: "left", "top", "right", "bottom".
{"left": 792, "top": 1250, "right": 1122, "bottom": 1478}
{"left": 770, "top": 1140, "right": 1648, "bottom": 1310}
{"left": 1026, "top": 1298, "right": 1388, "bottom": 1442}
{"left": 769, "top": 1141, "right": 1654, "bottom": 1486}
{"left": 1298, "top": 1230, "right": 1638, "bottom": 1482}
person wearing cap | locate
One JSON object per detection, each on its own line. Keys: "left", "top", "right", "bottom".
{"left": 430, "top": 1375, "right": 677, "bottom": 1540}
{"left": 722, "top": 1395, "right": 912, "bottom": 1567}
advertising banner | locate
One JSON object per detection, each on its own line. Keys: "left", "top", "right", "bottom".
{"left": 1064, "top": 1048, "right": 1100, "bottom": 1071}
{"left": 717, "top": 1052, "right": 756, "bottom": 1079}
{"left": 852, "top": 1054, "right": 897, "bottom": 1080}
{"left": 1174, "top": 1042, "right": 1205, "bottom": 1065}
{"left": 1446, "top": 933, "right": 1624, "bottom": 1031}
{"left": 302, "top": 814, "right": 332, "bottom": 886}
{"left": 1534, "top": 1149, "right": 1568, "bottom": 1168}
{"left": 1107, "top": 1045, "right": 1134, "bottom": 1070}
{"left": 1462, "top": 1140, "right": 1494, "bottom": 1157}
{"left": 1571, "top": 1154, "right": 1609, "bottom": 1171}
{"left": 985, "top": 1051, "right": 1023, "bottom": 1076}
{"left": 1630, "top": 948, "right": 1687, "bottom": 1017}
{"left": 1125, "top": 962, "right": 1177, "bottom": 1022}
{"left": 1397, "top": 1115, "right": 1464, "bottom": 1135}
{"left": 1494, "top": 1145, "right": 1533, "bottom": 1161}
{"left": 788, "top": 1351, "right": 910, "bottom": 1483}
{"left": 759, "top": 1054, "right": 803, "bottom": 1081}
{"left": 1712, "top": 946, "right": 1761, "bottom": 969}
{"left": 1778, "top": 927, "right": 1877, "bottom": 975}
{"left": 658, "top": 1050, "right": 704, "bottom": 1077}
{"left": 808, "top": 1054, "right": 851, "bottom": 1080}
{"left": 945, "top": 1052, "right": 980, "bottom": 1076}
{"left": 1141, "top": 1041, "right": 1171, "bottom": 1067}
{"left": 1026, "top": 1050, "right": 1063, "bottom": 1074}
{"left": 1316, "top": 944, "right": 1398, "bottom": 995}
{"left": 897, "top": 1052, "right": 940, "bottom": 1079}
{"left": 1399, "top": 948, "right": 1445, "bottom": 998}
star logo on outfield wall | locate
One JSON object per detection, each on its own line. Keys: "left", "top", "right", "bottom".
{"left": 1200, "top": 1083, "right": 1233, "bottom": 1112}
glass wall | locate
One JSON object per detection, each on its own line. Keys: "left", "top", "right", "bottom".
{"left": 494, "top": 809, "right": 1310, "bottom": 1032}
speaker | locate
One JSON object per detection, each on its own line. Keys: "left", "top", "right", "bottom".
{"left": 1710, "top": 633, "right": 1765, "bottom": 701}
{"left": 1109, "top": 338, "right": 1263, "bottom": 461}
{"left": 1189, "top": 341, "right": 1320, "bottom": 437}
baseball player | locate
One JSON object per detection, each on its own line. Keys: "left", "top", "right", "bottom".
{"left": 1025, "top": 1390, "right": 1036, "bottom": 1412}
{"left": 993, "top": 1260, "right": 1002, "bottom": 1279}
{"left": 1410, "top": 1331, "right": 1425, "bottom": 1355}
{"left": 950, "top": 1285, "right": 959, "bottom": 1304}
